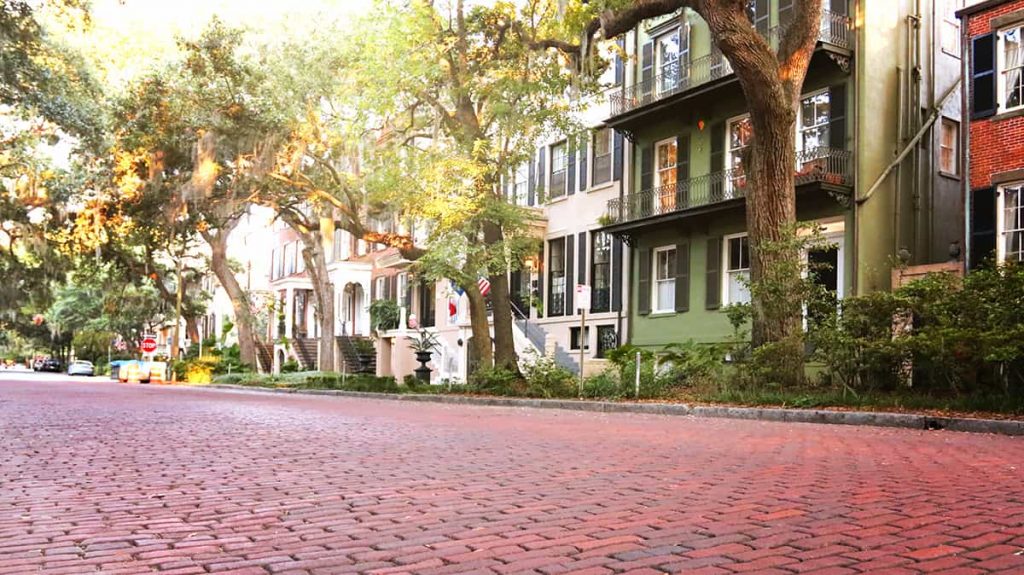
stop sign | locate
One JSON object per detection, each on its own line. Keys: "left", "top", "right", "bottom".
{"left": 141, "top": 337, "right": 158, "bottom": 354}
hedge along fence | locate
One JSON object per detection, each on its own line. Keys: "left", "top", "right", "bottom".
{"left": 808, "top": 263, "right": 1024, "bottom": 397}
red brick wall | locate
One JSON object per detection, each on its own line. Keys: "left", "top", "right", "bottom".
{"left": 967, "top": 0, "right": 1024, "bottom": 190}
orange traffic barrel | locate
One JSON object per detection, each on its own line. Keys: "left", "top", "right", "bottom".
{"left": 126, "top": 362, "right": 141, "bottom": 384}
{"left": 149, "top": 363, "right": 164, "bottom": 384}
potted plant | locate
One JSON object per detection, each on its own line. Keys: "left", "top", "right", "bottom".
{"left": 407, "top": 329, "right": 440, "bottom": 382}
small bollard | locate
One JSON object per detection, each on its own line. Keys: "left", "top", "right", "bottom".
{"left": 634, "top": 350, "right": 641, "bottom": 399}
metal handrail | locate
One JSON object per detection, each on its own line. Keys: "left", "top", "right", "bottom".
{"left": 608, "top": 11, "right": 852, "bottom": 117}
{"left": 605, "top": 146, "right": 853, "bottom": 225}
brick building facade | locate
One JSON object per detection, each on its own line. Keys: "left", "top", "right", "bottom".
{"left": 961, "top": 0, "right": 1024, "bottom": 267}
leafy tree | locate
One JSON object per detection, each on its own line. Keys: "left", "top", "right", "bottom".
{"left": 559, "top": 0, "right": 825, "bottom": 385}
{"left": 345, "top": 0, "right": 583, "bottom": 372}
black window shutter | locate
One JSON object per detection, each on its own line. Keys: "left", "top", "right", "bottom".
{"left": 578, "top": 231, "right": 587, "bottom": 289}
{"left": 641, "top": 41, "right": 654, "bottom": 101}
{"left": 611, "top": 237, "right": 623, "bottom": 311}
{"left": 675, "top": 242, "right": 690, "bottom": 313}
{"left": 371, "top": 277, "right": 377, "bottom": 301}
{"left": 535, "top": 246, "right": 544, "bottom": 318}
{"left": 528, "top": 150, "right": 536, "bottom": 206}
{"left": 640, "top": 143, "right": 654, "bottom": 191}
{"left": 970, "top": 187, "right": 997, "bottom": 269}
{"left": 638, "top": 248, "right": 651, "bottom": 315}
{"left": 579, "top": 144, "right": 588, "bottom": 191}
{"left": 565, "top": 234, "right": 575, "bottom": 313}
{"left": 536, "top": 146, "right": 546, "bottom": 203}
{"left": 567, "top": 144, "right": 577, "bottom": 195}
{"left": 830, "top": 0, "right": 847, "bottom": 17}
{"left": 972, "top": 34, "right": 997, "bottom": 119}
{"left": 612, "top": 131, "right": 624, "bottom": 181}
{"left": 706, "top": 237, "right": 722, "bottom": 309}
{"left": 614, "top": 37, "right": 625, "bottom": 85}
{"left": 829, "top": 83, "right": 847, "bottom": 149}
{"left": 390, "top": 276, "right": 398, "bottom": 302}
{"left": 676, "top": 133, "right": 690, "bottom": 208}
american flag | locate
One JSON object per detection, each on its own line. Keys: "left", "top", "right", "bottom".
{"left": 478, "top": 277, "right": 491, "bottom": 297}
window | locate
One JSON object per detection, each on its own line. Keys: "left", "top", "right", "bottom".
{"left": 656, "top": 27, "right": 687, "bottom": 94}
{"left": 998, "top": 184, "right": 1024, "bottom": 262}
{"left": 296, "top": 245, "right": 306, "bottom": 274}
{"left": 569, "top": 326, "right": 590, "bottom": 350}
{"left": 548, "top": 238, "right": 566, "bottom": 316}
{"left": 999, "top": 25, "right": 1024, "bottom": 112}
{"left": 512, "top": 163, "right": 529, "bottom": 205}
{"left": 653, "top": 246, "right": 676, "bottom": 313}
{"left": 596, "top": 325, "right": 618, "bottom": 358}
{"left": 723, "top": 235, "right": 751, "bottom": 305}
{"left": 397, "top": 272, "right": 410, "bottom": 308}
{"left": 940, "top": 118, "right": 959, "bottom": 176}
{"left": 284, "top": 243, "right": 296, "bottom": 276}
{"left": 941, "top": 0, "right": 962, "bottom": 57}
{"left": 549, "top": 141, "right": 567, "bottom": 199}
{"left": 592, "top": 129, "right": 613, "bottom": 186}
{"left": 333, "top": 229, "right": 349, "bottom": 261}
{"left": 270, "top": 249, "right": 279, "bottom": 280}
{"left": 374, "top": 276, "right": 386, "bottom": 301}
{"left": 591, "top": 232, "right": 611, "bottom": 313}
{"left": 655, "top": 137, "right": 677, "bottom": 211}
{"left": 798, "top": 91, "right": 830, "bottom": 153}
{"left": 726, "top": 116, "right": 753, "bottom": 195}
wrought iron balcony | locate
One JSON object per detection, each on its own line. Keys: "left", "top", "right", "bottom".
{"left": 604, "top": 146, "right": 853, "bottom": 225}
{"left": 608, "top": 11, "right": 852, "bottom": 118}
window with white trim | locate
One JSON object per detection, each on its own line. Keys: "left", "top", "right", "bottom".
{"left": 397, "top": 272, "right": 409, "bottom": 308}
{"left": 653, "top": 246, "right": 676, "bottom": 313}
{"left": 656, "top": 27, "right": 687, "bottom": 94}
{"left": 284, "top": 242, "right": 296, "bottom": 276}
{"left": 798, "top": 90, "right": 830, "bottom": 154}
{"left": 548, "top": 238, "right": 566, "bottom": 316}
{"left": 940, "top": 118, "right": 959, "bottom": 176}
{"left": 941, "top": 0, "right": 962, "bottom": 58}
{"left": 726, "top": 116, "right": 752, "bottom": 195}
{"left": 549, "top": 141, "right": 567, "bottom": 199}
{"left": 999, "top": 25, "right": 1024, "bottom": 113}
{"left": 723, "top": 234, "right": 751, "bottom": 305}
{"left": 999, "top": 183, "right": 1024, "bottom": 263}
{"left": 655, "top": 137, "right": 678, "bottom": 211}
{"left": 592, "top": 129, "right": 612, "bottom": 186}
{"left": 374, "top": 276, "right": 386, "bottom": 301}
{"left": 512, "top": 163, "right": 529, "bottom": 205}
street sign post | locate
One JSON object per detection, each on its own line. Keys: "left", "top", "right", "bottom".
{"left": 141, "top": 335, "right": 158, "bottom": 355}
{"left": 575, "top": 285, "right": 591, "bottom": 396}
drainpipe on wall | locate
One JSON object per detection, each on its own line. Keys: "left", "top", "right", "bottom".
{"left": 851, "top": 0, "right": 861, "bottom": 295}
{"left": 962, "top": 11, "right": 972, "bottom": 271}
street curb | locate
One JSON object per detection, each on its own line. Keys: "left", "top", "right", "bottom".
{"left": 182, "top": 383, "right": 1024, "bottom": 436}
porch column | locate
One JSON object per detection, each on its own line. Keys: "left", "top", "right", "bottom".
{"left": 284, "top": 287, "right": 294, "bottom": 339}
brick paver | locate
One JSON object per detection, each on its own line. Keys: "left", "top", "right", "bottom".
{"left": 2, "top": 378, "right": 1024, "bottom": 574}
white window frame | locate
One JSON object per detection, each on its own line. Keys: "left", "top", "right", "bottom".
{"left": 721, "top": 233, "right": 751, "bottom": 306}
{"left": 796, "top": 88, "right": 830, "bottom": 156}
{"left": 655, "top": 26, "right": 687, "bottom": 95}
{"left": 997, "top": 182, "right": 1024, "bottom": 263}
{"left": 397, "top": 272, "right": 409, "bottom": 307}
{"left": 653, "top": 136, "right": 677, "bottom": 189}
{"left": 591, "top": 129, "right": 613, "bottom": 187}
{"left": 549, "top": 141, "right": 568, "bottom": 199}
{"left": 726, "top": 114, "right": 752, "bottom": 196}
{"left": 941, "top": 0, "right": 962, "bottom": 58}
{"left": 374, "top": 276, "right": 386, "bottom": 301}
{"left": 997, "top": 24, "right": 1024, "bottom": 114}
{"left": 513, "top": 163, "right": 529, "bottom": 205}
{"left": 652, "top": 245, "right": 676, "bottom": 313}
{"left": 939, "top": 118, "right": 959, "bottom": 176}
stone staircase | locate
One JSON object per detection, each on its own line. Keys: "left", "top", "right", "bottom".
{"left": 293, "top": 338, "right": 319, "bottom": 371}
{"left": 336, "top": 336, "right": 376, "bottom": 374}
{"left": 511, "top": 315, "right": 580, "bottom": 374}
{"left": 256, "top": 342, "right": 273, "bottom": 373}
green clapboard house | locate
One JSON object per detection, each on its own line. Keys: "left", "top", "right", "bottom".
{"left": 600, "top": 0, "right": 966, "bottom": 348}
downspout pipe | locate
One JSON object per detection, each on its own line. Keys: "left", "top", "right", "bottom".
{"left": 961, "top": 13, "right": 972, "bottom": 271}
{"left": 857, "top": 77, "right": 962, "bottom": 206}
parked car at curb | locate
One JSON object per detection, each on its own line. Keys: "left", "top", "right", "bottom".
{"left": 67, "top": 360, "right": 94, "bottom": 376}
{"left": 37, "top": 358, "right": 61, "bottom": 372}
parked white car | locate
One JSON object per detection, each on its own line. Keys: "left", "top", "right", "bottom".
{"left": 67, "top": 360, "right": 95, "bottom": 376}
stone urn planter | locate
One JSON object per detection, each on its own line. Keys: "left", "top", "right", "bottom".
{"left": 408, "top": 329, "right": 440, "bottom": 383}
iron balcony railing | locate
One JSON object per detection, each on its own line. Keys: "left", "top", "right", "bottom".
{"left": 609, "top": 11, "right": 852, "bottom": 117}
{"left": 604, "top": 146, "right": 853, "bottom": 225}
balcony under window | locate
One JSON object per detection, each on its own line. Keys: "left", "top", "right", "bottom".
{"left": 604, "top": 146, "right": 852, "bottom": 227}
{"left": 608, "top": 10, "right": 852, "bottom": 120}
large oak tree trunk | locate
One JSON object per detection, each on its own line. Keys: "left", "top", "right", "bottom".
{"left": 483, "top": 220, "right": 519, "bottom": 372}
{"left": 203, "top": 226, "right": 260, "bottom": 370}
{"left": 300, "top": 234, "right": 335, "bottom": 372}
{"left": 463, "top": 280, "right": 493, "bottom": 374}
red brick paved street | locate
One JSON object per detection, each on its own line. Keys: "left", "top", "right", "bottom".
{"left": 2, "top": 376, "right": 1024, "bottom": 574}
